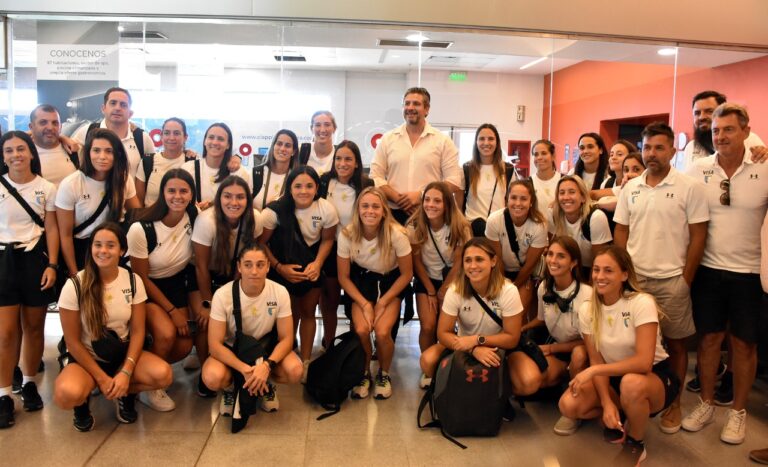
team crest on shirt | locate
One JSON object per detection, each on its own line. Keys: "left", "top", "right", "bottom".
{"left": 105, "top": 292, "right": 113, "bottom": 303}
{"left": 209, "top": 175, "right": 216, "bottom": 184}
{"left": 630, "top": 190, "right": 641, "bottom": 204}
{"left": 524, "top": 232, "right": 533, "bottom": 246}
{"left": 622, "top": 311, "right": 630, "bottom": 328}
{"left": 184, "top": 223, "right": 193, "bottom": 235}
{"left": 249, "top": 305, "right": 258, "bottom": 316}
{"left": 35, "top": 190, "right": 46, "bottom": 206}
{"left": 122, "top": 288, "right": 132, "bottom": 304}
{"left": 341, "top": 192, "right": 349, "bottom": 202}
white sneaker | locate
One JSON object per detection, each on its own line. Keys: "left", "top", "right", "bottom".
{"left": 219, "top": 390, "right": 234, "bottom": 417}
{"left": 720, "top": 409, "right": 747, "bottom": 444}
{"left": 260, "top": 384, "right": 279, "bottom": 412}
{"left": 351, "top": 375, "right": 370, "bottom": 399}
{"left": 374, "top": 372, "right": 393, "bottom": 400}
{"left": 419, "top": 373, "right": 432, "bottom": 390}
{"left": 138, "top": 389, "right": 176, "bottom": 412}
{"left": 182, "top": 352, "right": 200, "bottom": 370}
{"left": 553, "top": 416, "right": 581, "bottom": 435}
{"left": 301, "top": 360, "right": 310, "bottom": 384}
{"left": 681, "top": 398, "right": 715, "bottom": 432}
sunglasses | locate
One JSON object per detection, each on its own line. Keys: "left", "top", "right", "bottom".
{"left": 719, "top": 179, "right": 730, "bottom": 206}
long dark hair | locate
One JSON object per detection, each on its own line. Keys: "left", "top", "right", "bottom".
{"left": 574, "top": 132, "right": 609, "bottom": 190}
{"left": 202, "top": 123, "right": 234, "bottom": 184}
{"left": 82, "top": 129, "right": 130, "bottom": 223}
{"left": 0, "top": 131, "right": 42, "bottom": 176}
{"left": 325, "top": 140, "right": 367, "bottom": 197}
{"left": 266, "top": 166, "right": 321, "bottom": 262}
{"left": 265, "top": 129, "right": 299, "bottom": 171}
{"left": 542, "top": 236, "right": 583, "bottom": 291}
{"left": 135, "top": 168, "right": 197, "bottom": 223}
{"left": 468, "top": 123, "right": 507, "bottom": 197}
{"left": 212, "top": 176, "right": 255, "bottom": 276}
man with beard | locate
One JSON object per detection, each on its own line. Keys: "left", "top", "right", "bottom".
{"left": 683, "top": 90, "right": 765, "bottom": 169}
{"left": 29, "top": 104, "right": 79, "bottom": 187}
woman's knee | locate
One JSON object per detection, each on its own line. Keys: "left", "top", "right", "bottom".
{"left": 53, "top": 376, "right": 88, "bottom": 409}
{"left": 201, "top": 360, "right": 230, "bottom": 391}
{"left": 510, "top": 365, "right": 543, "bottom": 396}
{"left": 570, "top": 346, "right": 588, "bottom": 371}
{"left": 558, "top": 391, "right": 580, "bottom": 418}
{"left": 619, "top": 373, "right": 646, "bottom": 402}
{"left": 279, "top": 354, "right": 303, "bottom": 384}
{"left": 373, "top": 323, "right": 394, "bottom": 343}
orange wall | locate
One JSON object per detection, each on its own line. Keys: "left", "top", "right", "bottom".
{"left": 543, "top": 55, "right": 768, "bottom": 165}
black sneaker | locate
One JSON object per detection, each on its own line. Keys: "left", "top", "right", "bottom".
{"left": 12, "top": 366, "right": 22, "bottom": 394}
{"left": 685, "top": 376, "right": 701, "bottom": 393}
{"left": 614, "top": 437, "right": 646, "bottom": 466}
{"left": 73, "top": 399, "right": 95, "bottom": 432}
{"left": 21, "top": 382, "right": 44, "bottom": 412}
{"left": 603, "top": 427, "right": 626, "bottom": 444}
{"left": 502, "top": 398, "right": 516, "bottom": 422}
{"left": 686, "top": 362, "right": 727, "bottom": 393}
{"left": 115, "top": 394, "right": 138, "bottom": 424}
{"left": 714, "top": 371, "right": 734, "bottom": 406}
{"left": 38, "top": 360, "right": 45, "bottom": 373}
{"left": 197, "top": 375, "right": 216, "bottom": 398}
{"left": 0, "top": 395, "right": 15, "bottom": 429}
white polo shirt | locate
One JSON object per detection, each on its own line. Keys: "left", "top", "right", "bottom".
{"left": 682, "top": 131, "right": 764, "bottom": 171}
{"left": 0, "top": 174, "right": 56, "bottom": 247}
{"left": 485, "top": 210, "right": 548, "bottom": 272}
{"left": 36, "top": 144, "right": 78, "bottom": 187}
{"left": 72, "top": 120, "right": 155, "bottom": 178}
{"left": 686, "top": 150, "right": 768, "bottom": 274}
{"left": 324, "top": 179, "right": 357, "bottom": 238}
{"left": 126, "top": 214, "right": 194, "bottom": 279}
{"left": 614, "top": 168, "right": 709, "bottom": 278}
{"left": 370, "top": 123, "right": 463, "bottom": 209}
{"left": 306, "top": 146, "right": 335, "bottom": 177}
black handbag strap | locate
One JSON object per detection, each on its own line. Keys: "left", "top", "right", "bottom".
{"left": 0, "top": 176, "right": 45, "bottom": 227}
{"left": 230, "top": 219, "right": 243, "bottom": 275}
{"left": 470, "top": 286, "right": 504, "bottom": 328}
{"left": 502, "top": 209, "right": 523, "bottom": 265}
{"left": 427, "top": 226, "right": 449, "bottom": 268}
{"left": 73, "top": 194, "right": 110, "bottom": 235}
{"left": 232, "top": 279, "right": 244, "bottom": 333}
{"left": 261, "top": 168, "right": 273, "bottom": 209}
{"left": 486, "top": 180, "right": 498, "bottom": 218}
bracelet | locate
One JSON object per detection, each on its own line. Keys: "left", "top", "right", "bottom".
{"left": 428, "top": 292, "right": 437, "bottom": 297}
{"left": 46, "top": 263, "right": 58, "bottom": 271}
{"left": 120, "top": 368, "right": 132, "bottom": 378}
{"left": 166, "top": 306, "right": 175, "bottom": 314}
{"left": 126, "top": 357, "right": 136, "bottom": 366}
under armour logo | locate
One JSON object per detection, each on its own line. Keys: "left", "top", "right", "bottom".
{"left": 666, "top": 193, "right": 675, "bottom": 199}
{"left": 750, "top": 174, "right": 759, "bottom": 180}
{"left": 466, "top": 369, "right": 489, "bottom": 383}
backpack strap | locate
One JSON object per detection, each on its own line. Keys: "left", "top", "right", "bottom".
{"left": 0, "top": 176, "right": 45, "bottom": 227}
{"left": 194, "top": 160, "right": 202, "bottom": 203}
{"left": 299, "top": 143, "right": 312, "bottom": 165}
{"left": 462, "top": 163, "right": 470, "bottom": 212}
{"left": 142, "top": 154, "right": 155, "bottom": 187}
{"left": 72, "top": 194, "right": 109, "bottom": 235}
{"left": 581, "top": 206, "right": 598, "bottom": 243}
{"left": 232, "top": 279, "right": 243, "bottom": 333}
{"left": 132, "top": 127, "right": 145, "bottom": 156}
{"left": 252, "top": 164, "right": 265, "bottom": 200}
{"left": 65, "top": 149, "right": 80, "bottom": 169}
{"left": 428, "top": 227, "right": 449, "bottom": 268}
{"left": 502, "top": 209, "right": 523, "bottom": 266}
{"left": 470, "top": 286, "right": 504, "bottom": 328}
{"left": 504, "top": 164, "right": 515, "bottom": 197}
{"left": 416, "top": 355, "right": 468, "bottom": 449}
{"left": 140, "top": 221, "right": 158, "bottom": 255}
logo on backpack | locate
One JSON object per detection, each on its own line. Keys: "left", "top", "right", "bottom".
{"left": 466, "top": 368, "right": 489, "bottom": 383}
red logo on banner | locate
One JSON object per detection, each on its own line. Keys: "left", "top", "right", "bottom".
{"left": 239, "top": 144, "right": 252, "bottom": 157}
{"left": 371, "top": 133, "right": 382, "bottom": 149}
{"left": 149, "top": 128, "right": 162, "bottom": 148}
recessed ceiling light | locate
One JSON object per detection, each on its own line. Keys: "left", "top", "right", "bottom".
{"left": 519, "top": 56, "right": 548, "bottom": 70}
{"left": 658, "top": 48, "right": 678, "bottom": 56}
{"left": 391, "top": 54, "right": 400, "bottom": 58}
{"left": 117, "top": 25, "right": 125, "bottom": 32}
{"left": 406, "top": 33, "right": 430, "bottom": 42}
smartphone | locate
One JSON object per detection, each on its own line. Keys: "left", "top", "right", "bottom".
{"left": 187, "top": 319, "right": 199, "bottom": 336}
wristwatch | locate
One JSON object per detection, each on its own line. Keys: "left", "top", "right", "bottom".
{"left": 202, "top": 300, "right": 211, "bottom": 309}
{"left": 477, "top": 335, "right": 486, "bottom": 346}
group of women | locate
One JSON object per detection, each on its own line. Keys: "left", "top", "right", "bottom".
{"left": 0, "top": 112, "right": 673, "bottom": 463}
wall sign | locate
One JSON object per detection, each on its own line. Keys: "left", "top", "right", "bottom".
{"left": 37, "top": 44, "right": 118, "bottom": 80}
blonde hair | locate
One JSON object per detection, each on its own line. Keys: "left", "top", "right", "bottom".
{"left": 551, "top": 175, "right": 593, "bottom": 237}
{"left": 407, "top": 181, "right": 471, "bottom": 250}
{"left": 341, "top": 186, "right": 406, "bottom": 265}
{"left": 453, "top": 237, "right": 507, "bottom": 301}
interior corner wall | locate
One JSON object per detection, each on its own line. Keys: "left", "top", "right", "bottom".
{"left": 543, "top": 55, "right": 768, "bottom": 167}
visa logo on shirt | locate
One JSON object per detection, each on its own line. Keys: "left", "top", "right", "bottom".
{"left": 703, "top": 169, "right": 714, "bottom": 184}
{"left": 630, "top": 190, "right": 641, "bottom": 204}
{"left": 312, "top": 215, "right": 322, "bottom": 229}
{"left": 622, "top": 310, "right": 630, "bottom": 328}
{"left": 122, "top": 288, "right": 132, "bottom": 304}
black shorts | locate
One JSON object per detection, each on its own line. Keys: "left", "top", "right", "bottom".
{"left": 608, "top": 359, "right": 680, "bottom": 417}
{"left": 321, "top": 242, "right": 338, "bottom": 278}
{"left": 73, "top": 236, "right": 90, "bottom": 271}
{"left": 351, "top": 265, "right": 404, "bottom": 303}
{"left": 691, "top": 266, "right": 763, "bottom": 344}
{"left": 413, "top": 276, "right": 443, "bottom": 295}
{"left": 391, "top": 209, "right": 410, "bottom": 226}
{"left": 504, "top": 270, "right": 519, "bottom": 281}
{"left": 151, "top": 264, "right": 198, "bottom": 308}
{"left": 553, "top": 352, "right": 571, "bottom": 364}
{"left": 0, "top": 242, "right": 55, "bottom": 307}
{"left": 62, "top": 349, "right": 123, "bottom": 377}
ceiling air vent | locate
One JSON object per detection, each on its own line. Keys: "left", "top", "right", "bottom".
{"left": 120, "top": 31, "right": 168, "bottom": 40}
{"left": 377, "top": 39, "right": 453, "bottom": 49}
{"left": 274, "top": 54, "right": 307, "bottom": 62}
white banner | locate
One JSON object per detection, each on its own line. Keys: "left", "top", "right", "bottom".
{"left": 37, "top": 44, "right": 118, "bottom": 81}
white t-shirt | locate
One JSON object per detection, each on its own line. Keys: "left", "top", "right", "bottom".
{"left": 546, "top": 208, "right": 613, "bottom": 267}
{"left": 485, "top": 210, "right": 548, "bottom": 272}
{"left": 72, "top": 121, "right": 155, "bottom": 178}
{"left": 57, "top": 268, "right": 148, "bottom": 360}
{"left": 261, "top": 198, "right": 339, "bottom": 247}
{"left": 687, "top": 151, "right": 768, "bottom": 274}
{"left": 253, "top": 167, "right": 288, "bottom": 211}
{"left": 55, "top": 171, "right": 137, "bottom": 239}
{"left": 127, "top": 214, "right": 194, "bottom": 278}
{"left": 135, "top": 152, "right": 187, "bottom": 206}
{"left": 306, "top": 146, "right": 335, "bottom": 177}
{"left": 442, "top": 282, "right": 524, "bottom": 337}
{"left": 325, "top": 179, "right": 357, "bottom": 239}
{"left": 192, "top": 208, "right": 264, "bottom": 269}
{"left": 537, "top": 280, "right": 593, "bottom": 344}
{"left": 761, "top": 210, "right": 768, "bottom": 293}
{"left": 465, "top": 165, "right": 507, "bottom": 221}
{"left": 531, "top": 171, "right": 561, "bottom": 217}
{"left": 337, "top": 226, "right": 412, "bottom": 274}
{"left": 682, "top": 131, "right": 764, "bottom": 172}
{"left": 181, "top": 159, "right": 252, "bottom": 205}
{"left": 210, "top": 279, "right": 291, "bottom": 346}
{"left": 36, "top": 144, "right": 77, "bottom": 187}
{"left": 578, "top": 293, "right": 668, "bottom": 365}
{"left": 580, "top": 171, "right": 596, "bottom": 190}
{"left": 614, "top": 168, "right": 709, "bottom": 278}
{"left": 0, "top": 175, "right": 56, "bottom": 247}
{"left": 407, "top": 223, "right": 454, "bottom": 281}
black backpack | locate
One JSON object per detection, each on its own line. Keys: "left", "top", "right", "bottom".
{"left": 305, "top": 331, "right": 366, "bottom": 420}
{"left": 417, "top": 350, "right": 507, "bottom": 449}
{"left": 298, "top": 142, "right": 312, "bottom": 165}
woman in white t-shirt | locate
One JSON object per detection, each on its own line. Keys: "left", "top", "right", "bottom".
{"left": 463, "top": 124, "right": 516, "bottom": 236}
{"left": 128, "top": 169, "right": 201, "bottom": 411}
{"left": 570, "top": 132, "right": 609, "bottom": 191}
{"left": 136, "top": 117, "right": 196, "bottom": 206}
{"left": 317, "top": 141, "right": 373, "bottom": 349}
{"left": 549, "top": 175, "right": 612, "bottom": 276}
{"left": 419, "top": 238, "right": 523, "bottom": 387}
{"left": 558, "top": 246, "right": 679, "bottom": 463}
{"left": 252, "top": 130, "right": 299, "bottom": 211}
{"left": 259, "top": 166, "right": 337, "bottom": 377}
{"left": 530, "top": 139, "right": 562, "bottom": 216}
{"left": 0, "top": 131, "right": 60, "bottom": 428}
{"left": 337, "top": 187, "right": 413, "bottom": 400}
{"left": 302, "top": 110, "right": 337, "bottom": 177}
{"left": 56, "top": 128, "right": 140, "bottom": 277}
{"left": 182, "top": 123, "right": 251, "bottom": 211}
{"left": 407, "top": 181, "right": 471, "bottom": 387}
{"left": 590, "top": 140, "right": 637, "bottom": 199}
{"left": 202, "top": 244, "right": 302, "bottom": 422}
{"left": 593, "top": 153, "right": 645, "bottom": 214}
{"left": 53, "top": 222, "right": 172, "bottom": 432}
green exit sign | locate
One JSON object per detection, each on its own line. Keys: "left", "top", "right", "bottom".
{"left": 448, "top": 71, "right": 467, "bottom": 81}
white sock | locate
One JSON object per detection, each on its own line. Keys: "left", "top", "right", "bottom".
{"left": 22, "top": 375, "right": 36, "bottom": 386}
{"left": 0, "top": 386, "right": 11, "bottom": 397}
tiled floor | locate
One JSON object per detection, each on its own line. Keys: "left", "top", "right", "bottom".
{"left": 1, "top": 315, "right": 767, "bottom": 466}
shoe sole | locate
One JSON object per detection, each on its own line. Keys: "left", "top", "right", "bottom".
{"left": 373, "top": 394, "right": 391, "bottom": 400}
{"left": 681, "top": 418, "right": 714, "bottom": 432}
{"left": 350, "top": 393, "right": 368, "bottom": 400}
{"left": 713, "top": 399, "right": 733, "bottom": 407}
{"left": 22, "top": 402, "right": 44, "bottom": 412}
{"left": 636, "top": 449, "right": 647, "bottom": 466}
{"left": 659, "top": 423, "right": 681, "bottom": 434}
{"left": 114, "top": 401, "right": 137, "bottom": 424}
{"left": 685, "top": 384, "right": 701, "bottom": 393}
{"left": 720, "top": 435, "right": 745, "bottom": 445}
{"left": 554, "top": 428, "right": 578, "bottom": 436}
{"left": 749, "top": 453, "right": 768, "bottom": 465}
{"left": 74, "top": 417, "right": 95, "bottom": 432}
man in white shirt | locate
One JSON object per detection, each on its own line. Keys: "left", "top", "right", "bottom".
{"left": 614, "top": 122, "right": 709, "bottom": 435}
{"left": 369, "top": 87, "right": 463, "bottom": 224}
{"left": 28, "top": 104, "right": 78, "bottom": 187}
{"left": 72, "top": 87, "right": 155, "bottom": 182}
{"left": 682, "top": 103, "right": 768, "bottom": 445}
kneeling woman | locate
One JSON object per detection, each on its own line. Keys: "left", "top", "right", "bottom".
{"left": 201, "top": 244, "right": 302, "bottom": 417}
{"left": 420, "top": 238, "right": 523, "bottom": 389}
{"left": 558, "top": 246, "right": 679, "bottom": 465}
{"left": 337, "top": 187, "right": 412, "bottom": 400}
{"left": 53, "top": 222, "right": 172, "bottom": 431}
